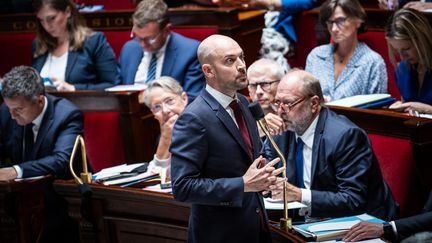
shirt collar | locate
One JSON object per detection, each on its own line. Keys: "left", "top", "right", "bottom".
{"left": 145, "top": 33, "right": 171, "bottom": 57}
{"left": 296, "top": 114, "right": 319, "bottom": 149}
{"left": 205, "top": 84, "right": 236, "bottom": 109}
{"left": 32, "top": 96, "right": 48, "bottom": 129}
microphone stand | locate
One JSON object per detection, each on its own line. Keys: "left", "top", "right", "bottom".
{"left": 256, "top": 119, "right": 292, "bottom": 231}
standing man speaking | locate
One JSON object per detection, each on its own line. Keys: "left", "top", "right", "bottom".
{"left": 171, "top": 35, "right": 284, "bottom": 243}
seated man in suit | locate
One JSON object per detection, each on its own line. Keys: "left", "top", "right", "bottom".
{"left": 142, "top": 76, "right": 188, "bottom": 181}
{"left": 247, "top": 58, "right": 286, "bottom": 136}
{"left": 0, "top": 66, "right": 83, "bottom": 242}
{"left": 119, "top": 0, "right": 205, "bottom": 102}
{"left": 265, "top": 69, "right": 398, "bottom": 221}
{"left": 171, "top": 34, "right": 285, "bottom": 243}
{"left": 344, "top": 190, "right": 432, "bottom": 242}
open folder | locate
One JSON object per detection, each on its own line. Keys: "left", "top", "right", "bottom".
{"left": 293, "top": 213, "right": 385, "bottom": 242}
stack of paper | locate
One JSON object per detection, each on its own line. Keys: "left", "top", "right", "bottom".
{"left": 105, "top": 84, "right": 147, "bottom": 92}
{"left": 325, "top": 94, "right": 392, "bottom": 108}
{"left": 93, "top": 163, "right": 158, "bottom": 186}
{"left": 293, "top": 213, "right": 385, "bottom": 242}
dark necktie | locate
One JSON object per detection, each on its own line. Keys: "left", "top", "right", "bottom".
{"left": 229, "top": 100, "right": 252, "bottom": 156}
{"left": 295, "top": 137, "right": 305, "bottom": 188}
{"left": 23, "top": 123, "right": 34, "bottom": 162}
{"left": 145, "top": 53, "right": 157, "bottom": 83}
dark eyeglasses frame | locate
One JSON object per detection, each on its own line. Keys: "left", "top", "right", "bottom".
{"left": 272, "top": 97, "right": 306, "bottom": 113}
{"left": 248, "top": 80, "right": 280, "bottom": 92}
{"left": 325, "top": 17, "right": 348, "bottom": 29}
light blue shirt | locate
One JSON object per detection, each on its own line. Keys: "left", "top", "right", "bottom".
{"left": 305, "top": 42, "right": 388, "bottom": 101}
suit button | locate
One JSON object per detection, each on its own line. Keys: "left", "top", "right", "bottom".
{"left": 256, "top": 208, "right": 260, "bottom": 214}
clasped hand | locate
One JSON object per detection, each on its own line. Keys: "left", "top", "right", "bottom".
{"left": 243, "top": 156, "right": 285, "bottom": 192}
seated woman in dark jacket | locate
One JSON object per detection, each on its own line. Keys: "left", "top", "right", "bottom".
{"left": 32, "top": 0, "right": 119, "bottom": 91}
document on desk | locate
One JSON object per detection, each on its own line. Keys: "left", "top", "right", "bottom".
{"left": 325, "top": 94, "right": 391, "bottom": 108}
{"left": 311, "top": 239, "right": 386, "bottom": 243}
{"left": 264, "top": 198, "right": 307, "bottom": 210}
{"left": 294, "top": 213, "right": 385, "bottom": 242}
{"left": 105, "top": 84, "right": 147, "bottom": 92}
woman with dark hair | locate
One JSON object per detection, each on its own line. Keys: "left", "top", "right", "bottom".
{"left": 305, "top": 0, "right": 387, "bottom": 101}
{"left": 386, "top": 8, "right": 432, "bottom": 114}
{"left": 32, "top": 0, "right": 119, "bottom": 91}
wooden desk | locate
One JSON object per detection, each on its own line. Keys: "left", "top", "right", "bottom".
{"left": 50, "top": 90, "right": 159, "bottom": 163}
{"left": 54, "top": 180, "right": 305, "bottom": 243}
{"left": 53, "top": 181, "right": 186, "bottom": 243}
{"left": 0, "top": 177, "right": 49, "bottom": 243}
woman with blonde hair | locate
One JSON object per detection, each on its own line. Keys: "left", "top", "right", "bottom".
{"left": 386, "top": 8, "right": 432, "bottom": 114}
{"left": 32, "top": 0, "right": 118, "bottom": 91}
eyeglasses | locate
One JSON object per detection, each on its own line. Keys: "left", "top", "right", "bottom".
{"left": 325, "top": 17, "right": 348, "bottom": 29}
{"left": 248, "top": 80, "right": 280, "bottom": 92}
{"left": 271, "top": 97, "right": 306, "bottom": 113}
{"left": 150, "top": 96, "right": 178, "bottom": 113}
{"left": 132, "top": 28, "right": 163, "bottom": 45}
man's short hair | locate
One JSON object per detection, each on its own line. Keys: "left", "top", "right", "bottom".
{"left": 1, "top": 66, "right": 45, "bottom": 102}
{"left": 288, "top": 68, "right": 324, "bottom": 104}
{"left": 143, "top": 76, "right": 184, "bottom": 107}
{"left": 133, "top": 0, "right": 168, "bottom": 28}
{"left": 247, "top": 58, "right": 285, "bottom": 80}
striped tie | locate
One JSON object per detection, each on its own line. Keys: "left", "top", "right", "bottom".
{"left": 146, "top": 53, "right": 157, "bottom": 83}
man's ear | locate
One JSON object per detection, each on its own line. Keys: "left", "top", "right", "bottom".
{"left": 181, "top": 92, "right": 188, "bottom": 103}
{"left": 202, "top": 64, "right": 214, "bottom": 79}
{"left": 310, "top": 95, "right": 320, "bottom": 113}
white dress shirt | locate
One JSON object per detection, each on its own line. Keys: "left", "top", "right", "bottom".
{"left": 134, "top": 35, "right": 171, "bottom": 84}
{"left": 40, "top": 52, "right": 68, "bottom": 82}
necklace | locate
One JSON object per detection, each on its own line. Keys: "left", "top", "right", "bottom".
{"left": 335, "top": 53, "right": 345, "bottom": 63}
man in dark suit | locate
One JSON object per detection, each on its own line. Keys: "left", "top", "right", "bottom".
{"left": 344, "top": 190, "right": 432, "bottom": 242}
{"left": 171, "top": 34, "right": 285, "bottom": 243}
{"left": 265, "top": 69, "right": 397, "bottom": 221}
{"left": 119, "top": 0, "right": 205, "bottom": 102}
{"left": 0, "top": 66, "right": 83, "bottom": 242}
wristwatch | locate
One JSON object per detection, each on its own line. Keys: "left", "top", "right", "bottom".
{"left": 383, "top": 222, "right": 395, "bottom": 241}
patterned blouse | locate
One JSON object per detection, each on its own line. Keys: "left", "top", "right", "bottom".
{"left": 305, "top": 42, "right": 388, "bottom": 101}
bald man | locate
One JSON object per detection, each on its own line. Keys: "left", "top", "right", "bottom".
{"left": 264, "top": 69, "right": 397, "bottom": 221}
{"left": 171, "top": 35, "right": 285, "bottom": 243}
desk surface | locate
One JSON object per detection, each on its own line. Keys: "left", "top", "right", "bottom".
{"left": 54, "top": 180, "right": 307, "bottom": 243}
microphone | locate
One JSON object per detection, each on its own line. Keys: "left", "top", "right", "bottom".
{"left": 248, "top": 101, "right": 287, "bottom": 173}
{"left": 248, "top": 101, "right": 292, "bottom": 230}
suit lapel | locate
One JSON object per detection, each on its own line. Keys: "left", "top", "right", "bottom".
{"left": 127, "top": 41, "right": 143, "bottom": 84}
{"left": 33, "top": 55, "right": 47, "bottom": 73}
{"left": 161, "top": 35, "right": 176, "bottom": 77}
{"left": 202, "top": 91, "right": 251, "bottom": 159}
{"left": 12, "top": 124, "right": 24, "bottom": 163}
{"left": 65, "top": 51, "right": 78, "bottom": 82}
{"left": 310, "top": 108, "right": 327, "bottom": 186}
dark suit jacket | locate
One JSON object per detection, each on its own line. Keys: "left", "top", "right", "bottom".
{"left": 0, "top": 94, "right": 83, "bottom": 241}
{"left": 171, "top": 90, "right": 271, "bottom": 243}
{"left": 118, "top": 32, "right": 205, "bottom": 102}
{"left": 395, "top": 191, "right": 432, "bottom": 240}
{"left": 264, "top": 108, "right": 398, "bottom": 221}
{"left": 32, "top": 32, "right": 119, "bottom": 90}
{"left": 0, "top": 94, "right": 83, "bottom": 177}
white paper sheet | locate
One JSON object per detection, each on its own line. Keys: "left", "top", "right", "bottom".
{"left": 264, "top": 198, "right": 307, "bottom": 210}
{"left": 307, "top": 220, "right": 360, "bottom": 233}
